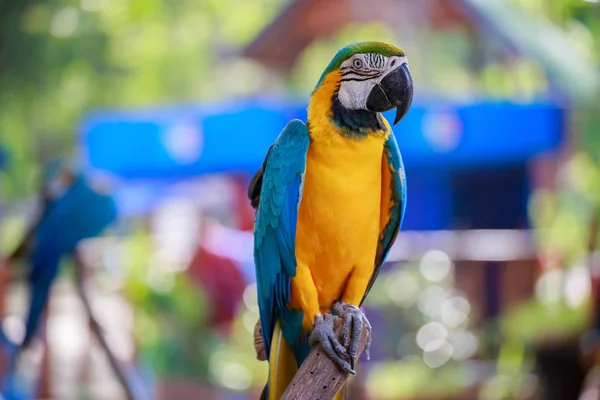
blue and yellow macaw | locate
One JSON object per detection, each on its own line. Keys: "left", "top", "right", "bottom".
{"left": 249, "top": 42, "right": 413, "bottom": 399}
{"left": 6, "top": 159, "right": 117, "bottom": 349}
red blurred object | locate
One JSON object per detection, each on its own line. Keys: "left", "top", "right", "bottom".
{"left": 187, "top": 177, "right": 253, "bottom": 335}
{"left": 187, "top": 239, "right": 246, "bottom": 336}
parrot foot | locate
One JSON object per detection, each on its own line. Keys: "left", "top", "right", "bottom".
{"left": 333, "top": 301, "right": 372, "bottom": 371}
{"left": 309, "top": 313, "right": 355, "bottom": 374}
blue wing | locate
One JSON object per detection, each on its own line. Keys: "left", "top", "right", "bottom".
{"left": 361, "top": 133, "right": 407, "bottom": 305}
{"left": 254, "top": 119, "right": 310, "bottom": 359}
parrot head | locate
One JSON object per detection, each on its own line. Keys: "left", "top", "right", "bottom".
{"left": 312, "top": 41, "right": 413, "bottom": 128}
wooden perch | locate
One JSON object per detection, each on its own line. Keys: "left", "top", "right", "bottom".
{"left": 255, "top": 317, "right": 369, "bottom": 400}
{"left": 282, "top": 317, "right": 368, "bottom": 400}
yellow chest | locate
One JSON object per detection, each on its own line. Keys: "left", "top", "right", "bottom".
{"left": 293, "top": 125, "right": 387, "bottom": 308}
{"left": 301, "top": 133, "right": 385, "bottom": 231}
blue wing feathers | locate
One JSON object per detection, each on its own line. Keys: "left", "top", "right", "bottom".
{"left": 382, "top": 132, "right": 407, "bottom": 248}
{"left": 360, "top": 133, "right": 407, "bottom": 305}
{"left": 254, "top": 119, "right": 310, "bottom": 358}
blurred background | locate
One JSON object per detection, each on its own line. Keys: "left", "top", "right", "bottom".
{"left": 0, "top": 0, "right": 600, "bottom": 399}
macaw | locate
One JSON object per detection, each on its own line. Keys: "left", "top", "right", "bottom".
{"left": 249, "top": 42, "right": 413, "bottom": 399}
{"left": 5, "top": 159, "right": 117, "bottom": 349}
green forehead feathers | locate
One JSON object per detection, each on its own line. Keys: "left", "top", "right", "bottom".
{"left": 315, "top": 41, "right": 405, "bottom": 88}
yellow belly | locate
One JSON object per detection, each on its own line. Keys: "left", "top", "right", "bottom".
{"left": 290, "top": 133, "right": 385, "bottom": 323}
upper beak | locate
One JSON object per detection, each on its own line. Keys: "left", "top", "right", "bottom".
{"left": 366, "top": 63, "right": 413, "bottom": 125}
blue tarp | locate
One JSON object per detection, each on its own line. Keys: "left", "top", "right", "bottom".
{"left": 390, "top": 101, "right": 563, "bottom": 168}
{"left": 80, "top": 99, "right": 305, "bottom": 180}
{"left": 79, "top": 98, "right": 563, "bottom": 180}
{"left": 79, "top": 98, "right": 564, "bottom": 228}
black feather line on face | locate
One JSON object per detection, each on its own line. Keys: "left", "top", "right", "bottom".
{"left": 342, "top": 69, "right": 380, "bottom": 77}
{"left": 341, "top": 77, "right": 379, "bottom": 82}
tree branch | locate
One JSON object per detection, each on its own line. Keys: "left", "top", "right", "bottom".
{"left": 72, "top": 251, "right": 151, "bottom": 400}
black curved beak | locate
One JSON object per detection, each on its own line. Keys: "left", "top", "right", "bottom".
{"left": 366, "top": 63, "right": 413, "bottom": 125}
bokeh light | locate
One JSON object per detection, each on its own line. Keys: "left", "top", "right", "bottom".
{"left": 419, "top": 250, "right": 453, "bottom": 282}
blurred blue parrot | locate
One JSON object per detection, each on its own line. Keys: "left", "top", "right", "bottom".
{"left": 0, "top": 159, "right": 132, "bottom": 400}
{"left": 8, "top": 158, "right": 117, "bottom": 348}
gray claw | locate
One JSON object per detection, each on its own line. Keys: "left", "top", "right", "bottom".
{"left": 334, "top": 302, "right": 372, "bottom": 366}
{"left": 309, "top": 314, "right": 355, "bottom": 374}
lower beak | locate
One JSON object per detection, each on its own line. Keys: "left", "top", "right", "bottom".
{"left": 366, "top": 63, "right": 413, "bottom": 125}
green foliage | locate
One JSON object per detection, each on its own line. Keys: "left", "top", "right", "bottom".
{"left": 366, "top": 359, "right": 469, "bottom": 399}
{"left": 0, "top": 0, "right": 285, "bottom": 200}
{"left": 501, "top": 298, "right": 590, "bottom": 343}
{"left": 207, "top": 308, "right": 269, "bottom": 391}
{"left": 119, "top": 229, "right": 216, "bottom": 378}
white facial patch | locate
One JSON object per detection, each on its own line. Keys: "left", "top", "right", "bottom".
{"left": 337, "top": 54, "right": 408, "bottom": 111}
{"left": 337, "top": 80, "right": 372, "bottom": 109}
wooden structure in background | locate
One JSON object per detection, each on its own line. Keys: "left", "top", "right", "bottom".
{"left": 454, "top": 259, "right": 537, "bottom": 325}
{"left": 243, "top": 0, "right": 479, "bottom": 73}
{"left": 242, "top": 0, "right": 598, "bottom": 100}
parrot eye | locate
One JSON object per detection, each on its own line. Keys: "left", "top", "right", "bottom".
{"left": 352, "top": 58, "right": 363, "bottom": 69}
